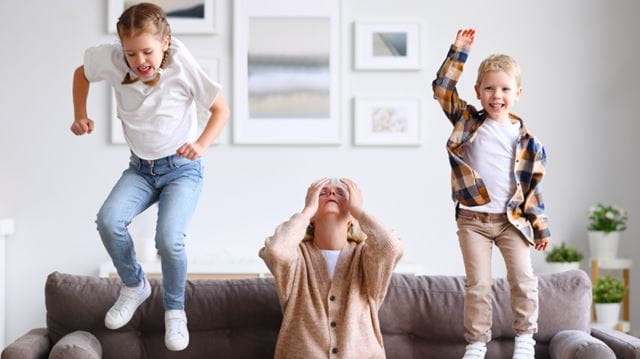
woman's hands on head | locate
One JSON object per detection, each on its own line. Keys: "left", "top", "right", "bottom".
{"left": 302, "top": 178, "right": 330, "bottom": 218}
{"left": 301, "top": 177, "right": 365, "bottom": 221}
{"left": 340, "top": 178, "right": 364, "bottom": 221}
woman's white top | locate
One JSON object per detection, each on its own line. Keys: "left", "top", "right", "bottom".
{"left": 320, "top": 249, "right": 341, "bottom": 280}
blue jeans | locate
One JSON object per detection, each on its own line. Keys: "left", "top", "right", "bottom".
{"left": 96, "top": 153, "right": 203, "bottom": 310}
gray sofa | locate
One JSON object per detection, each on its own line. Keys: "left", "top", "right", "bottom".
{"left": 2, "top": 270, "right": 639, "bottom": 358}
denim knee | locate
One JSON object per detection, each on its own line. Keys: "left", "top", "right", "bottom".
{"left": 156, "top": 232, "right": 186, "bottom": 259}
{"left": 95, "top": 207, "right": 127, "bottom": 238}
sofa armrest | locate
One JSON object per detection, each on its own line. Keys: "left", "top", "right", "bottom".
{"left": 48, "top": 331, "right": 101, "bottom": 359}
{"left": 1, "top": 328, "right": 51, "bottom": 359}
{"left": 591, "top": 327, "right": 640, "bottom": 359}
{"left": 549, "top": 330, "right": 615, "bottom": 359}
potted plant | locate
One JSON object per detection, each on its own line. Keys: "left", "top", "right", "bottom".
{"left": 593, "top": 275, "right": 626, "bottom": 328}
{"left": 588, "top": 204, "right": 627, "bottom": 260}
{"left": 545, "top": 242, "right": 583, "bottom": 273}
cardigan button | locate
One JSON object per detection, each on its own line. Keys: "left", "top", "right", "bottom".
{"left": 332, "top": 348, "right": 338, "bottom": 354}
{"left": 329, "top": 295, "right": 336, "bottom": 301}
{"left": 331, "top": 321, "right": 337, "bottom": 328}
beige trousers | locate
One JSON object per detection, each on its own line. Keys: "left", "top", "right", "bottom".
{"left": 456, "top": 209, "right": 538, "bottom": 343}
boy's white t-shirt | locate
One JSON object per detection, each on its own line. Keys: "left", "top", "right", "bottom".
{"left": 320, "top": 249, "right": 341, "bottom": 280}
{"left": 460, "top": 119, "right": 521, "bottom": 213}
{"left": 83, "top": 38, "right": 221, "bottom": 160}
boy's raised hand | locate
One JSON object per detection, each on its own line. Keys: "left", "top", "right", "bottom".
{"left": 454, "top": 28, "right": 475, "bottom": 50}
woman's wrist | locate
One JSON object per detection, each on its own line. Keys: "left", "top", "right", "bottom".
{"left": 350, "top": 208, "right": 365, "bottom": 222}
{"left": 300, "top": 208, "right": 314, "bottom": 219}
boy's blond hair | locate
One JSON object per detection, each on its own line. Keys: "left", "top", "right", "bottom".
{"left": 476, "top": 54, "right": 522, "bottom": 88}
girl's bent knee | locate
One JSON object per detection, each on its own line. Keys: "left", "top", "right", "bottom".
{"left": 95, "top": 210, "right": 127, "bottom": 236}
{"left": 157, "top": 241, "right": 185, "bottom": 259}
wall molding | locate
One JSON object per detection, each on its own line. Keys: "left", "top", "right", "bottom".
{"left": 0, "top": 218, "right": 14, "bottom": 350}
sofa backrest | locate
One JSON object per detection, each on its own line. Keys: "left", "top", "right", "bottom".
{"left": 379, "top": 270, "right": 592, "bottom": 358}
{"left": 46, "top": 272, "right": 281, "bottom": 358}
{"left": 45, "top": 270, "right": 591, "bottom": 359}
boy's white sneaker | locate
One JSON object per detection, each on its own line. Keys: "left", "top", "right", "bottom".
{"left": 463, "top": 341, "right": 487, "bottom": 359}
{"left": 165, "top": 309, "right": 189, "bottom": 351}
{"left": 104, "top": 277, "right": 151, "bottom": 330}
{"left": 513, "top": 334, "right": 536, "bottom": 359}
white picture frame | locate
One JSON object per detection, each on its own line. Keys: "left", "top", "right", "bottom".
{"left": 232, "top": 0, "right": 341, "bottom": 145}
{"left": 108, "top": 0, "right": 217, "bottom": 34}
{"left": 354, "top": 97, "right": 421, "bottom": 146}
{"left": 111, "top": 58, "right": 220, "bottom": 145}
{"left": 354, "top": 22, "right": 421, "bottom": 70}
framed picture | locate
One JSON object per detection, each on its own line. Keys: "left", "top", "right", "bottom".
{"left": 354, "top": 98, "right": 421, "bottom": 146}
{"left": 354, "top": 23, "right": 421, "bottom": 70}
{"left": 232, "top": 0, "right": 341, "bottom": 145}
{"left": 111, "top": 58, "right": 220, "bottom": 145}
{"left": 108, "top": 0, "right": 217, "bottom": 34}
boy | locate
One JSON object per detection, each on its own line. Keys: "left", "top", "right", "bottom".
{"left": 432, "top": 29, "right": 551, "bottom": 359}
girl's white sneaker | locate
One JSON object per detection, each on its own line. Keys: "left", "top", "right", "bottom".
{"left": 165, "top": 309, "right": 189, "bottom": 351}
{"left": 104, "top": 277, "right": 151, "bottom": 329}
{"left": 463, "top": 341, "right": 487, "bottom": 359}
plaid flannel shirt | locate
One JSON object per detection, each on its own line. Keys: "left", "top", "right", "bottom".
{"left": 432, "top": 45, "right": 551, "bottom": 244}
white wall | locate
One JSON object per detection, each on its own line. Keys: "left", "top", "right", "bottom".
{"left": 1, "top": 0, "right": 639, "bottom": 346}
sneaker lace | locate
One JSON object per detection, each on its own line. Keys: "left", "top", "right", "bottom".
{"left": 166, "top": 317, "right": 187, "bottom": 338}
{"left": 111, "top": 286, "right": 141, "bottom": 313}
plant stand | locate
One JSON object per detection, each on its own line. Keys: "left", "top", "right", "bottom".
{"left": 590, "top": 258, "right": 632, "bottom": 332}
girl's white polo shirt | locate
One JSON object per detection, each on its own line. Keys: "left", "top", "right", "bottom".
{"left": 84, "top": 38, "right": 221, "bottom": 160}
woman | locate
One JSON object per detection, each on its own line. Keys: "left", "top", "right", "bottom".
{"left": 259, "top": 178, "right": 403, "bottom": 358}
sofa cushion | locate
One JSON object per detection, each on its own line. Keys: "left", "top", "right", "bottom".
{"left": 378, "top": 270, "right": 592, "bottom": 358}
{"left": 45, "top": 272, "right": 281, "bottom": 359}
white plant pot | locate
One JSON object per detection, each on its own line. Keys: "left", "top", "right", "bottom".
{"left": 588, "top": 231, "right": 620, "bottom": 260}
{"left": 546, "top": 261, "right": 581, "bottom": 274}
{"left": 595, "top": 302, "right": 621, "bottom": 328}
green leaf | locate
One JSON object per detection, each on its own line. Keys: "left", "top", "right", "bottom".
{"left": 545, "top": 242, "right": 583, "bottom": 263}
{"left": 593, "top": 275, "right": 626, "bottom": 303}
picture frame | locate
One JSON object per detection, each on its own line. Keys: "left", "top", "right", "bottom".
{"left": 353, "top": 97, "right": 421, "bottom": 146}
{"left": 107, "top": 0, "right": 217, "bottom": 34}
{"left": 111, "top": 58, "right": 220, "bottom": 145}
{"left": 232, "top": 0, "right": 341, "bottom": 145}
{"left": 354, "top": 22, "right": 421, "bottom": 70}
